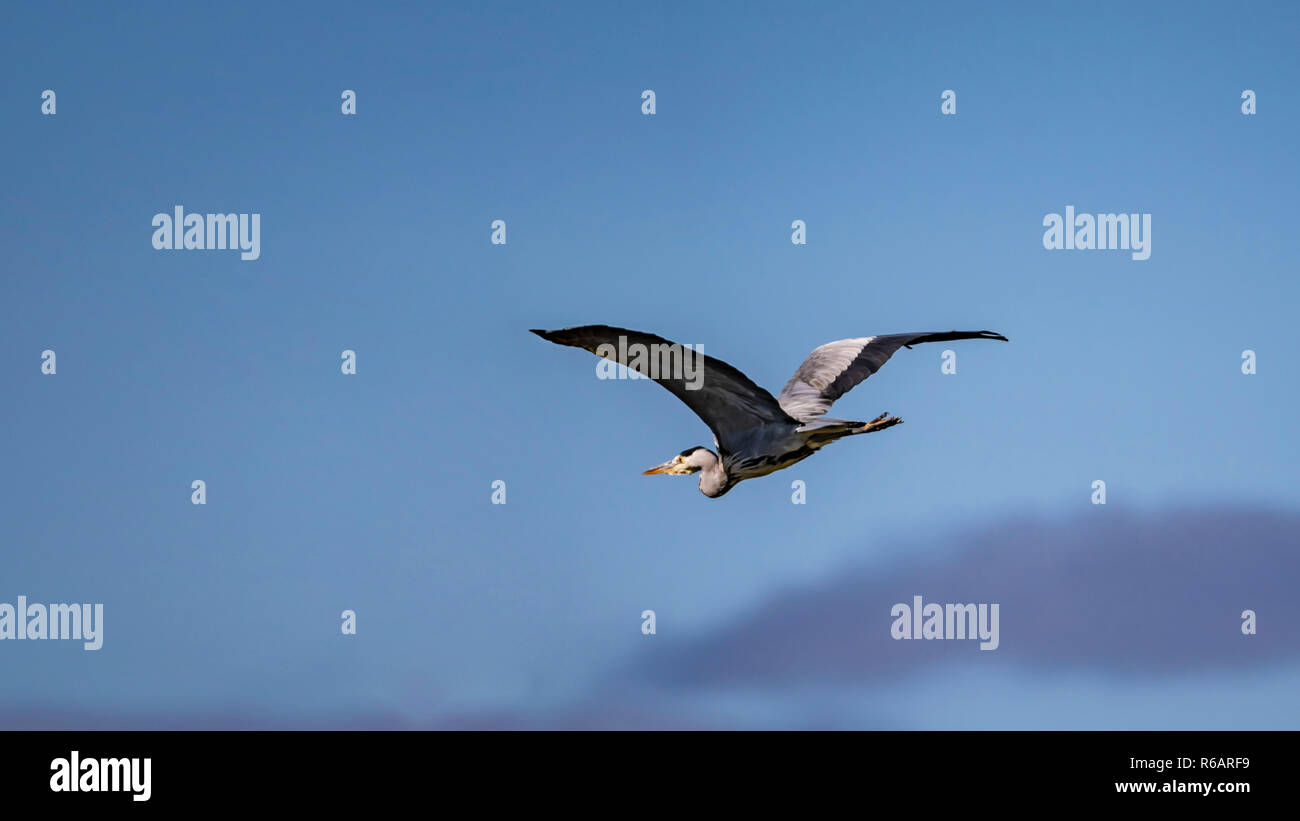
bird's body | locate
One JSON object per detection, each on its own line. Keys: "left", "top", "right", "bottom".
{"left": 531, "top": 325, "right": 1007, "bottom": 498}
{"left": 713, "top": 420, "right": 861, "bottom": 489}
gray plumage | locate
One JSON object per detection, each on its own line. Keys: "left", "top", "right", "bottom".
{"left": 531, "top": 325, "right": 1007, "bottom": 498}
{"left": 776, "top": 331, "right": 1009, "bottom": 421}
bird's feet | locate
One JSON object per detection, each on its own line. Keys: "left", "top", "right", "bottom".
{"left": 858, "top": 412, "right": 903, "bottom": 434}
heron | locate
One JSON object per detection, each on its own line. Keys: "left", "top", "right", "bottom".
{"left": 531, "top": 325, "right": 1008, "bottom": 498}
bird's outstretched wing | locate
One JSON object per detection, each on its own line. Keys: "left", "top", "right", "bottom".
{"left": 777, "top": 330, "right": 1008, "bottom": 421}
{"left": 531, "top": 325, "right": 799, "bottom": 450}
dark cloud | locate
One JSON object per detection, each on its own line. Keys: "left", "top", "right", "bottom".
{"left": 633, "top": 507, "right": 1299, "bottom": 687}
{"left": 6, "top": 507, "right": 1295, "bottom": 729}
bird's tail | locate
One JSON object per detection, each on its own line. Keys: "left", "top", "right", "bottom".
{"left": 794, "top": 417, "right": 861, "bottom": 434}
{"left": 798, "top": 415, "right": 903, "bottom": 443}
{"left": 796, "top": 417, "right": 870, "bottom": 448}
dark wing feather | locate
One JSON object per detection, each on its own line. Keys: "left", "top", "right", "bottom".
{"left": 531, "top": 325, "right": 798, "bottom": 450}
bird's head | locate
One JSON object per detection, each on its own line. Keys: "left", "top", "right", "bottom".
{"left": 642, "top": 446, "right": 716, "bottom": 476}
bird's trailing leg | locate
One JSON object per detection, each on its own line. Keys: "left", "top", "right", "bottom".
{"left": 854, "top": 412, "right": 902, "bottom": 434}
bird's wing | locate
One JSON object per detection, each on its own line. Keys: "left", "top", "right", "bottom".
{"left": 531, "top": 325, "right": 799, "bottom": 450}
{"left": 777, "top": 330, "right": 1008, "bottom": 420}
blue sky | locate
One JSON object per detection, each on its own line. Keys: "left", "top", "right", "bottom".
{"left": 2, "top": 1, "right": 1297, "bottom": 728}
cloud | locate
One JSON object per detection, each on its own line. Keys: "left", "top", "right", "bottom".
{"left": 632, "top": 507, "right": 1299, "bottom": 687}
{"left": 6, "top": 507, "right": 1295, "bottom": 729}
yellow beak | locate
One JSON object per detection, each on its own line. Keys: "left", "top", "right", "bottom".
{"left": 642, "top": 463, "right": 672, "bottom": 475}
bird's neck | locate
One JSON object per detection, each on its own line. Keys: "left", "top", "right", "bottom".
{"left": 698, "top": 455, "right": 731, "bottom": 498}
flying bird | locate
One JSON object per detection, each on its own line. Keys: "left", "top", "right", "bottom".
{"left": 531, "top": 325, "right": 1007, "bottom": 498}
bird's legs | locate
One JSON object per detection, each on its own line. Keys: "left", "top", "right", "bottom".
{"left": 854, "top": 412, "right": 903, "bottom": 434}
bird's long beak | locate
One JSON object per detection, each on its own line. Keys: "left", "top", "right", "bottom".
{"left": 642, "top": 462, "right": 673, "bottom": 475}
